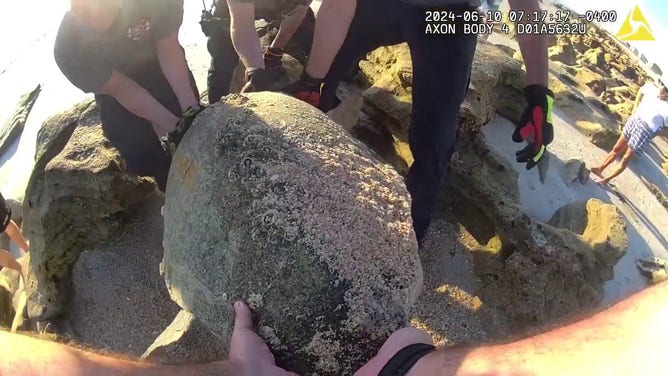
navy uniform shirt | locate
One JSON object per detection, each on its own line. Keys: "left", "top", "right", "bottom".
{"left": 54, "top": 0, "right": 184, "bottom": 93}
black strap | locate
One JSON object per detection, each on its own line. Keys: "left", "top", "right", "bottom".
{"left": 379, "top": 343, "right": 436, "bottom": 376}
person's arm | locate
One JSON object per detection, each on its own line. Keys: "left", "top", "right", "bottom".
{"left": 0, "top": 301, "right": 296, "bottom": 376}
{"left": 153, "top": 0, "right": 199, "bottom": 111}
{"left": 271, "top": 5, "right": 309, "bottom": 49}
{"left": 357, "top": 281, "right": 668, "bottom": 375}
{"left": 5, "top": 220, "right": 29, "bottom": 253}
{"left": 226, "top": 0, "right": 264, "bottom": 69}
{"left": 303, "top": 0, "right": 357, "bottom": 79}
{"left": 508, "top": 0, "right": 548, "bottom": 86}
{"left": 0, "top": 330, "right": 235, "bottom": 376}
{"left": 98, "top": 71, "right": 179, "bottom": 137}
{"left": 156, "top": 33, "right": 199, "bottom": 112}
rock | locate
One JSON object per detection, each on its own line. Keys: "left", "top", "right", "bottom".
{"left": 608, "top": 102, "right": 634, "bottom": 123}
{"left": 586, "top": 79, "right": 606, "bottom": 96}
{"left": 142, "top": 310, "right": 224, "bottom": 365}
{"left": 22, "top": 100, "right": 156, "bottom": 322}
{"left": 581, "top": 49, "right": 604, "bottom": 68}
{"left": 494, "top": 44, "right": 516, "bottom": 57}
{"left": 548, "top": 37, "right": 577, "bottom": 66}
{"left": 162, "top": 93, "right": 423, "bottom": 375}
{"left": 636, "top": 257, "right": 668, "bottom": 285}
{"left": 351, "top": 41, "right": 631, "bottom": 329}
{"left": 0, "top": 85, "right": 41, "bottom": 156}
{"left": 545, "top": 199, "right": 628, "bottom": 281}
{"left": 359, "top": 42, "right": 525, "bottom": 138}
{"left": 589, "top": 127, "right": 620, "bottom": 151}
{"left": 561, "top": 158, "right": 590, "bottom": 184}
{"left": 326, "top": 92, "right": 363, "bottom": 133}
{"left": 446, "top": 137, "right": 626, "bottom": 328}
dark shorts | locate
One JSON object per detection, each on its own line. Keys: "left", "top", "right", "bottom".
{"left": 95, "top": 54, "right": 198, "bottom": 192}
{"left": 0, "top": 192, "right": 11, "bottom": 233}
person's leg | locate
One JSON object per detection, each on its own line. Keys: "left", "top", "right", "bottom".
{"left": 402, "top": 6, "right": 478, "bottom": 245}
{"left": 207, "top": 3, "right": 240, "bottom": 103}
{"left": 97, "top": 94, "right": 171, "bottom": 192}
{"left": 320, "top": 0, "right": 404, "bottom": 112}
{"left": 592, "top": 134, "right": 628, "bottom": 176}
{"left": 594, "top": 147, "right": 635, "bottom": 186}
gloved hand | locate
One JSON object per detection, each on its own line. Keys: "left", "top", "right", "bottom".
{"left": 240, "top": 68, "right": 276, "bottom": 93}
{"left": 161, "top": 104, "right": 207, "bottom": 156}
{"left": 263, "top": 47, "right": 285, "bottom": 74}
{"left": 512, "top": 84, "right": 554, "bottom": 169}
{"left": 283, "top": 71, "right": 323, "bottom": 108}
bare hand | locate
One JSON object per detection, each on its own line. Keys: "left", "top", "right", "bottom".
{"left": 354, "top": 327, "right": 434, "bottom": 376}
{"left": 229, "top": 301, "right": 298, "bottom": 376}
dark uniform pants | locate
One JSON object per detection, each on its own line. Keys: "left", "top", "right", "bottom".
{"left": 321, "top": 0, "right": 478, "bottom": 241}
{"left": 95, "top": 53, "right": 199, "bottom": 192}
{"left": 206, "top": 4, "right": 316, "bottom": 103}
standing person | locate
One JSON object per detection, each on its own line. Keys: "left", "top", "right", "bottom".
{"left": 592, "top": 80, "right": 668, "bottom": 186}
{"left": 285, "top": 0, "right": 551, "bottom": 246}
{"left": 54, "top": 0, "right": 205, "bottom": 192}
{"left": 0, "top": 192, "right": 29, "bottom": 281}
{"left": 204, "top": 0, "right": 316, "bottom": 101}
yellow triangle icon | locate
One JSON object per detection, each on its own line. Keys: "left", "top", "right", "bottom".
{"left": 616, "top": 5, "right": 655, "bottom": 41}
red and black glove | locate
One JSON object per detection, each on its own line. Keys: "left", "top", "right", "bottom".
{"left": 263, "top": 47, "right": 285, "bottom": 74}
{"left": 513, "top": 84, "right": 554, "bottom": 170}
{"left": 283, "top": 71, "right": 323, "bottom": 108}
{"left": 240, "top": 68, "right": 276, "bottom": 93}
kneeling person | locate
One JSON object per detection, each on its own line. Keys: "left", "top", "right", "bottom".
{"left": 55, "top": 0, "right": 204, "bottom": 191}
{"left": 205, "top": 0, "right": 315, "bottom": 100}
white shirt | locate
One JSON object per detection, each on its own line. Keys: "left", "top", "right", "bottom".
{"left": 635, "top": 94, "right": 668, "bottom": 132}
{"left": 640, "top": 82, "right": 659, "bottom": 98}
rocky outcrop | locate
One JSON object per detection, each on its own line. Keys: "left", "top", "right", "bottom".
{"left": 162, "top": 93, "right": 423, "bottom": 375}
{"left": 357, "top": 41, "right": 525, "bottom": 168}
{"left": 22, "top": 100, "right": 155, "bottom": 323}
{"left": 354, "top": 41, "right": 628, "bottom": 329}
{"left": 142, "top": 310, "right": 224, "bottom": 365}
{"left": 548, "top": 37, "right": 577, "bottom": 66}
{"left": 0, "top": 85, "right": 40, "bottom": 156}
{"left": 545, "top": 199, "right": 628, "bottom": 281}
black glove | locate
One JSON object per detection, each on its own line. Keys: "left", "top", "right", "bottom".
{"left": 240, "top": 68, "right": 278, "bottom": 93}
{"left": 513, "top": 85, "right": 554, "bottom": 169}
{"left": 263, "top": 47, "right": 285, "bottom": 73}
{"left": 283, "top": 71, "right": 323, "bottom": 108}
{"left": 161, "top": 105, "right": 207, "bottom": 156}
